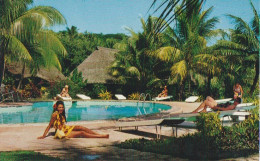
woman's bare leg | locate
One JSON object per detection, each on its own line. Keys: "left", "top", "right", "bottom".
{"left": 73, "top": 126, "right": 101, "bottom": 135}
{"left": 67, "top": 131, "right": 109, "bottom": 138}
{"left": 192, "top": 102, "right": 206, "bottom": 113}
{"left": 206, "top": 96, "right": 217, "bottom": 103}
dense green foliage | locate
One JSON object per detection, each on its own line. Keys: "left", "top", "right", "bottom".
{"left": 0, "top": 151, "right": 61, "bottom": 161}
{"left": 0, "top": 0, "right": 67, "bottom": 89}
{"left": 1, "top": 0, "right": 258, "bottom": 101}
{"left": 57, "top": 27, "right": 128, "bottom": 76}
{"left": 48, "top": 69, "right": 88, "bottom": 99}
{"left": 118, "top": 106, "right": 259, "bottom": 160}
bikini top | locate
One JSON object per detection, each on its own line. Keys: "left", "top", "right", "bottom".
{"left": 234, "top": 86, "right": 241, "bottom": 94}
{"left": 53, "top": 111, "right": 66, "bottom": 130}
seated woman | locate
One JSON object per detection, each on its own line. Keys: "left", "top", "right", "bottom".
{"left": 233, "top": 82, "right": 243, "bottom": 102}
{"left": 60, "top": 85, "right": 70, "bottom": 97}
{"left": 38, "top": 101, "right": 109, "bottom": 139}
{"left": 158, "top": 86, "right": 168, "bottom": 98}
{"left": 191, "top": 96, "right": 241, "bottom": 113}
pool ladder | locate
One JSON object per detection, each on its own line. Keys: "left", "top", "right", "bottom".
{"left": 137, "top": 93, "right": 151, "bottom": 115}
{"left": 139, "top": 93, "right": 151, "bottom": 101}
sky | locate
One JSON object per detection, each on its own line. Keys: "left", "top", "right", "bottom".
{"left": 31, "top": 0, "right": 259, "bottom": 35}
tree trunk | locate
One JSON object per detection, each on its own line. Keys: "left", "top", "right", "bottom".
{"left": 0, "top": 50, "right": 4, "bottom": 86}
{"left": 179, "top": 77, "right": 187, "bottom": 101}
{"left": 17, "top": 63, "right": 26, "bottom": 90}
{"left": 207, "top": 74, "right": 213, "bottom": 97}
{"left": 250, "top": 60, "right": 259, "bottom": 95}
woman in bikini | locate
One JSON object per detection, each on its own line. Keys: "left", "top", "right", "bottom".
{"left": 233, "top": 83, "right": 243, "bottom": 100}
{"left": 192, "top": 96, "right": 241, "bottom": 113}
{"left": 158, "top": 85, "right": 168, "bottom": 97}
{"left": 38, "top": 101, "right": 109, "bottom": 139}
{"left": 60, "top": 85, "right": 70, "bottom": 97}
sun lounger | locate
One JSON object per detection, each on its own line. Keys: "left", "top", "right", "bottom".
{"left": 185, "top": 96, "right": 199, "bottom": 103}
{"left": 115, "top": 94, "right": 126, "bottom": 100}
{"left": 56, "top": 94, "right": 72, "bottom": 101}
{"left": 215, "top": 98, "right": 232, "bottom": 103}
{"left": 76, "top": 94, "right": 91, "bottom": 100}
{"left": 152, "top": 95, "right": 173, "bottom": 101}
{"left": 116, "top": 118, "right": 185, "bottom": 139}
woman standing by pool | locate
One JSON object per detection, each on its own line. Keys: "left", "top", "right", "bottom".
{"left": 38, "top": 101, "right": 109, "bottom": 139}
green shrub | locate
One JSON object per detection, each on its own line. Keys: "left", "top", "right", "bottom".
{"left": 98, "top": 90, "right": 112, "bottom": 100}
{"left": 195, "top": 112, "right": 222, "bottom": 137}
{"left": 92, "top": 84, "right": 107, "bottom": 97}
{"left": 128, "top": 92, "right": 140, "bottom": 100}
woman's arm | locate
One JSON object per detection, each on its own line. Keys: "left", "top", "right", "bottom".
{"left": 37, "top": 113, "right": 57, "bottom": 139}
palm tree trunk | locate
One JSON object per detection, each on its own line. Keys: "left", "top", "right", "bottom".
{"left": 250, "top": 60, "right": 259, "bottom": 95}
{"left": 0, "top": 50, "right": 4, "bottom": 86}
{"left": 179, "top": 77, "right": 187, "bottom": 101}
{"left": 207, "top": 74, "right": 213, "bottom": 96}
{"left": 17, "top": 62, "right": 26, "bottom": 90}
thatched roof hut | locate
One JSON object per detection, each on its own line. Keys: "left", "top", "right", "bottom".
{"left": 75, "top": 47, "right": 118, "bottom": 84}
{"left": 6, "top": 63, "right": 66, "bottom": 82}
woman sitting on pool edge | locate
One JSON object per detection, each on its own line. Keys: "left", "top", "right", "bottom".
{"left": 38, "top": 101, "right": 109, "bottom": 139}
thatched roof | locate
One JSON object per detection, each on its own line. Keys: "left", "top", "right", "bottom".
{"left": 75, "top": 47, "right": 119, "bottom": 84}
{"left": 6, "top": 63, "right": 66, "bottom": 82}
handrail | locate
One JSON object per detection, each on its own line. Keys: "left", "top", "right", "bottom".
{"left": 145, "top": 93, "right": 151, "bottom": 101}
{"left": 139, "top": 93, "right": 146, "bottom": 101}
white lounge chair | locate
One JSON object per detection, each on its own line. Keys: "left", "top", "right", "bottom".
{"left": 56, "top": 94, "right": 72, "bottom": 101}
{"left": 152, "top": 95, "right": 173, "bottom": 101}
{"left": 215, "top": 98, "right": 233, "bottom": 103}
{"left": 115, "top": 94, "right": 126, "bottom": 100}
{"left": 185, "top": 96, "right": 199, "bottom": 103}
{"left": 76, "top": 94, "right": 91, "bottom": 100}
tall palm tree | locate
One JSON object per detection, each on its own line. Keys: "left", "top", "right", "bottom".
{"left": 0, "top": 0, "right": 67, "bottom": 86}
{"left": 152, "top": 2, "right": 219, "bottom": 100}
{"left": 213, "top": 0, "right": 259, "bottom": 95}
{"left": 109, "top": 16, "right": 165, "bottom": 93}
{"left": 149, "top": 0, "right": 205, "bottom": 35}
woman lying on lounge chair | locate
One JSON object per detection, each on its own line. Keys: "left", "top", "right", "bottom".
{"left": 38, "top": 101, "right": 109, "bottom": 139}
{"left": 192, "top": 96, "right": 241, "bottom": 113}
{"left": 158, "top": 86, "right": 168, "bottom": 97}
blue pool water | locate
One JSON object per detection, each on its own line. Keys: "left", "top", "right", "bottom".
{"left": 0, "top": 101, "right": 171, "bottom": 124}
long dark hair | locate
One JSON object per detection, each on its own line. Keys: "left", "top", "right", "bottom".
{"left": 53, "top": 101, "right": 67, "bottom": 123}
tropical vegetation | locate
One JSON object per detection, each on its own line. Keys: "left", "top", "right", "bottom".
{"left": 118, "top": 105, "right": 259, "bottom": 160}
{"left": 0, "top": 0, "right": 67, "bottom": 90}
{"left": 1, "top": 0, "right": 258, "bottom": 102}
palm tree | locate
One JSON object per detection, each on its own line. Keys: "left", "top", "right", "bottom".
{"left": 0, "top": 0, "right": 67, "bottom": 86}
{"left": 149, "top": 0, "right": 205, "bottom": 35}
{"left": 66, "top": 25, "right": 79, "bottom": 40}
{"left": 213, "top": 0, "right": 259, "bottom": 95}
{"left": 152, "top": 2, "right": 219, "bottom": 100}
{"left": 109, "top": 16, "right": 165, "bottom": 93}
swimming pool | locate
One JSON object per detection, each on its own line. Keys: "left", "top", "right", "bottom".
{"left": 0, "top": 101, "right": 171, "bottom": 124}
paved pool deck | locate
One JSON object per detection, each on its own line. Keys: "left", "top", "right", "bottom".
{"left": 0, "top": 101, "right": 258, "bottom": 160}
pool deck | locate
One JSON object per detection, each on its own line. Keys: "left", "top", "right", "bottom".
{"left": 0, "top": 101, "right": 258, "bottom": 160}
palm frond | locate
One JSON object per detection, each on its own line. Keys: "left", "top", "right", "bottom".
{"left": 170, "top": 60, "right": 187, "bottom": 81}
{"left": 5, "top": 35, "right": 32, "bottom": 61}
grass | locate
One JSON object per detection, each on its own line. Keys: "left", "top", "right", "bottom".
{"left": 0, "top": 151, "right": 62, "bottom": 161}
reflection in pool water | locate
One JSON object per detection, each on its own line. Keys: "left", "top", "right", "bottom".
{"left": 0, "top": 101, "right": 171, "bottom": 124}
